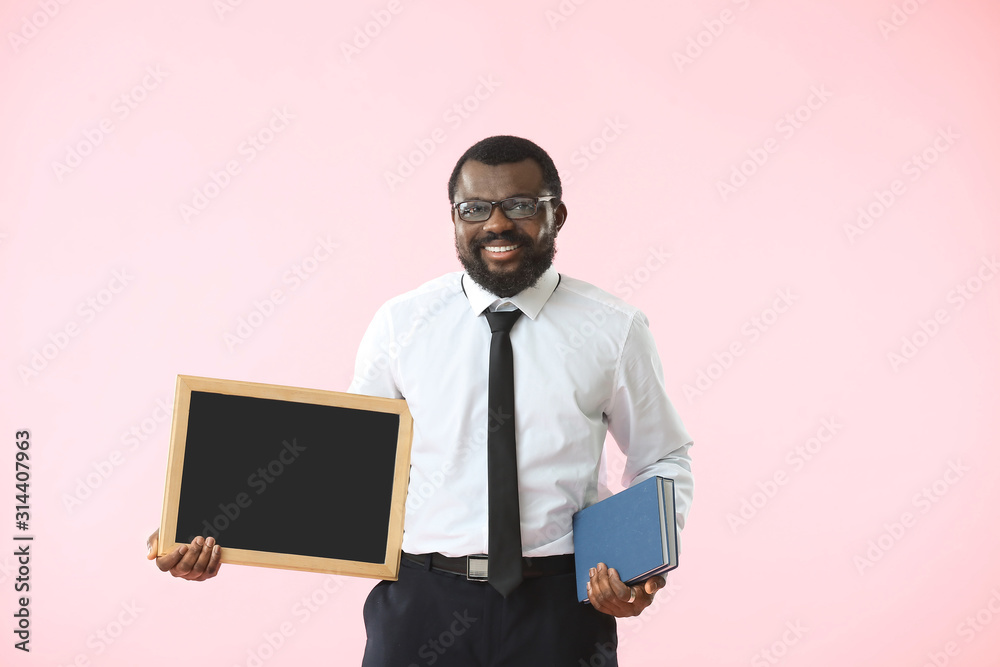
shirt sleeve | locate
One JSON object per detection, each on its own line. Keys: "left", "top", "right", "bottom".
{"left": 606, "top": 310, "right": 694, "bottom": 531}
{"left": 347, "top": 302, "right": 403, "bottom": 400}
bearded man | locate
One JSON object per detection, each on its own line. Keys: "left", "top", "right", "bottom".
{"left": 351, "top": 135, "right": 694, "bottom": 666}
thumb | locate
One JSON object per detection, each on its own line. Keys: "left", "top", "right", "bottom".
{"left": 146, "top": 528, "right": 159, "bottom": 560}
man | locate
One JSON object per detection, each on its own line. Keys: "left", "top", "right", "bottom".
{"left": 147, "top": 135, "right": 693, "bottom": 666}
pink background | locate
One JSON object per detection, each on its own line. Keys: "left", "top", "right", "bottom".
{"left": 3, "top": 0, "right": 1000, "bottom": 665}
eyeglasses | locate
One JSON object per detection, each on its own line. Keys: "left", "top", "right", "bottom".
{"left": 451, "top": 196, "right": 558, "bottom": 223}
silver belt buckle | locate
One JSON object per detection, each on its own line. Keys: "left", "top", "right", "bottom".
{"left": 466, "top": 555, "right": 488, "bottom": 581}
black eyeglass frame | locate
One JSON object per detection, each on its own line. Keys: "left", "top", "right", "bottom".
{"left": 450, "top": 195, "right": 559, "bottom": 223}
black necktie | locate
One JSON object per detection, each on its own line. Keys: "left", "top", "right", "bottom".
{"left": 484, "top": 308, "right": 523, "bottom": 597}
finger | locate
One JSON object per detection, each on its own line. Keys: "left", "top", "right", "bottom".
{"left": 171, "top": 538, "right": 204, "bottom": 577}
{"left": 589, "top": 563, "right": 631, "bottom": 615}
{"left": 146, "top": 529, "right": 159, "bottom": 560}
{"left": 606, "top": 568, "right": 632, "bottom": 600}
{"left": 587, "top": 563, "right": 613, "bottom": 607}
{"left": 202, "top": 541, "right": 223, "bottom": 579}
{"left": 586, "top": 570, "right": 600, "bottom": 609}
{"left": 591, "top": 562, "right": 619, "bottom": 593}
{"left": 607, "top": 568, "right": 640, "bottom": 614}
{"left": 644, "top": 575, "right": 666, "bottom": 596}
{"left": 586, "top": 565, "right": 606, "bottom": 611}
{"left": 187, "top": 536, "right": 216, "bottom": 580}
{"left": 624, "top": 575, "right": 664, "bottom": 614}
{"left": 156, "top": 544, "right": 187, "bottom": 572}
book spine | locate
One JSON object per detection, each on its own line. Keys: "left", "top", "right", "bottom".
{"left": 656, "top": 477, "right": 668, "bottom": 564}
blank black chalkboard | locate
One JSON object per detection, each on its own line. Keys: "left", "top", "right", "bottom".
{"left": 159, "top": 376, "right": 412, "bottom": 579}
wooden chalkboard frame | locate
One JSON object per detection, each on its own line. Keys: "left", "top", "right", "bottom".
{"left": 158, "top": 375, "right": 412, "bottom": 580}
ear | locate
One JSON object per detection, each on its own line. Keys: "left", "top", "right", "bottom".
{"left": 554, "top": 200, "right": 567, "bottom": 232}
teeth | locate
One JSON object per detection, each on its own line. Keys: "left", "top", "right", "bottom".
{"left": 483, "top": 245, "right": 519, "bottom": 253}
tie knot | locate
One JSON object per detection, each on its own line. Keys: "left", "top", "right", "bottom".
{"left": 484, "top": 309, "right": 522, "bottom": 334}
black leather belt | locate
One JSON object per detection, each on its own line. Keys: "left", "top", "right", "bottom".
{"left": 402, "top": 552, "right": 575, "bottom": 581}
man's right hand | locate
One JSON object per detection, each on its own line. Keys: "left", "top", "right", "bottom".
{"left": 146, "top": 528, "right": 222, "bottom": 581}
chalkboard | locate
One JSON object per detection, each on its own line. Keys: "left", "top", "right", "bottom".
{"left": 158, "top": 375, "right": 412, "bottom": 580}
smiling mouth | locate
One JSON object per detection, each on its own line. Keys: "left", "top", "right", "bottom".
{"left": 482, "top": 244, "right": 521, "bottom": 254}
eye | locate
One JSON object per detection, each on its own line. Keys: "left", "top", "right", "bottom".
{"left": 461, "top": 202, "right": 489, "bottom": 215}
{"left": 506, "top": 199, "right": 535, "bottom": 213}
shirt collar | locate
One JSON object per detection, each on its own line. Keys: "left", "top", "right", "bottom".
{"left": 462, "top": 266, "right": 559, "bottom": 320}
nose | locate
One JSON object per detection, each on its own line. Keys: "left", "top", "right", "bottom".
{"left": 482, "top": 203, "right": 515, "bottom": 235}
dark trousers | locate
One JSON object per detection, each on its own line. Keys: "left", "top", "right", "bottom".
{"left": 361, "top": 555, "right": 618, "bottom": 667}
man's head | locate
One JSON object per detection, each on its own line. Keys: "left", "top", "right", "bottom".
{"left": 449, "top": 135, "right": 567, "bottom": 298}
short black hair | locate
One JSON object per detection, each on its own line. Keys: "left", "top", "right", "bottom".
{"left": 448, "top": 135, "right": 562, "bottom": 202}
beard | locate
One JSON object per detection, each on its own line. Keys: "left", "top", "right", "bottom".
{"left": 456, "top": 228, "right": 557, "bottom": 298}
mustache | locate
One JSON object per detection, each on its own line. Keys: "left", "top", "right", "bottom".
{"left": 476, "top": 230, "right": 532, "bottom": 248}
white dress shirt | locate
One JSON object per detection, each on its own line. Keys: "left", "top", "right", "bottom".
{"left": 347, "top": 266, "right": 693, "bottom": 557}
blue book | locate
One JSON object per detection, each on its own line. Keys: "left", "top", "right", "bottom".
{"left": 572, "top": 476, "right": 678, "bottom": 603}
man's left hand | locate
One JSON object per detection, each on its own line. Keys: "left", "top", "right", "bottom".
{"left": 586, "top": 562, "right": 664, "bottom": 618}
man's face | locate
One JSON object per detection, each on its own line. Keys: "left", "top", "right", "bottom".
{"left": 452, "top": 159, "right": 567, "bottom": 298}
